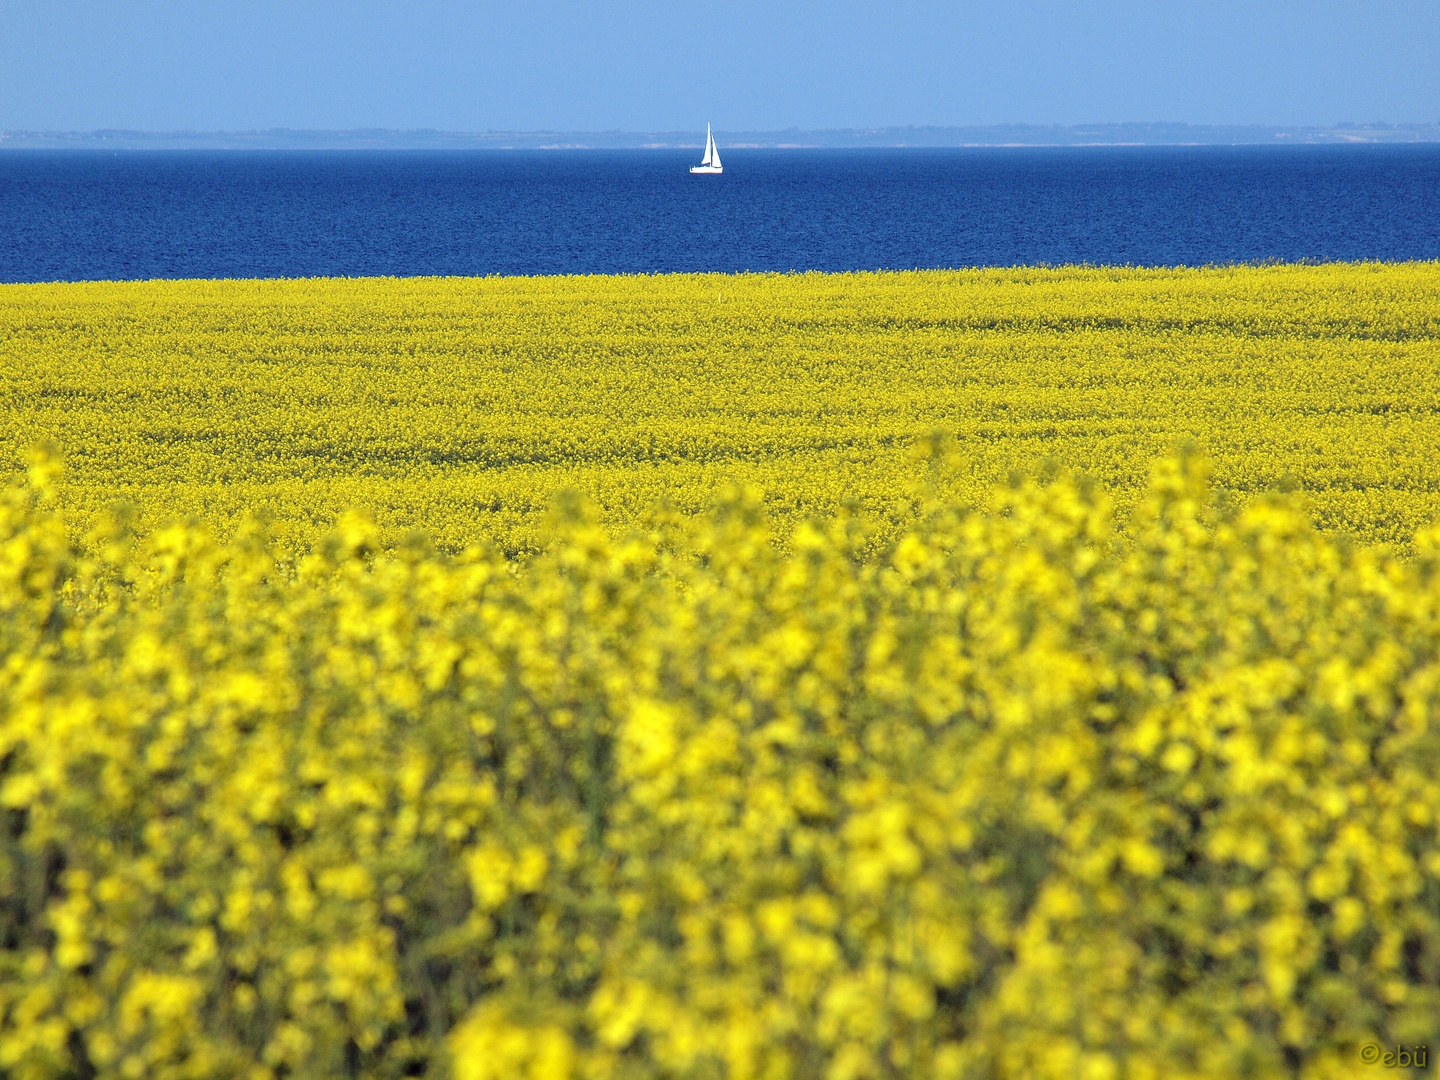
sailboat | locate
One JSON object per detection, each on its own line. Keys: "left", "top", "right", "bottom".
{"left": 690, "top": 124, "right": 723, "bottom": 174}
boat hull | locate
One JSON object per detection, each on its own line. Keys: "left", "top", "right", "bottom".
{"left": 689, "top": 166, "right": 723, "bottom": 174}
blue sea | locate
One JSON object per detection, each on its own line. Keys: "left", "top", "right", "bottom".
{"left": 1, "top": 145, "right": 1438, "bottom": 282}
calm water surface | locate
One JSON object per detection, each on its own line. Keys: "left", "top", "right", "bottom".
{"left": 1, "top": 146, "right": 1437, "bottom": 282}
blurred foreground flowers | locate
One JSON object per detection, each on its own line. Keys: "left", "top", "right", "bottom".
{"left": 2, "top": 448, "right": 1439, "bottom": 1080}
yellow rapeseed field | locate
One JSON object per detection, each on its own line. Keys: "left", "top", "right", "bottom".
{"left": 4, "top": 265, "right": 1440, "bottom": 1079}
{"left": 3, "top": 446, "right": 1440, "bottom": 1080}
{"left": 2, "top": 263, "right": 1439, "bottom": 553}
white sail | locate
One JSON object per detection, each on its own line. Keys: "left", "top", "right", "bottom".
{"left": 690, "top": 123, "right": 723, "bottom": 173}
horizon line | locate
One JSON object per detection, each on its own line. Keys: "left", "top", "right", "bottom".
{"left": 4, "top": 121, "right": 1440, "bottom": 151}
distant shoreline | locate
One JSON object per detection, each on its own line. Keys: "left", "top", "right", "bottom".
{"left": 3, "top": 122, "right": 1440, "bottom": 150}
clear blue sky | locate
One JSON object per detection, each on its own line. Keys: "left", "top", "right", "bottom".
{"left": 3, "top": 1, "right": 1437, "bottom": 132}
